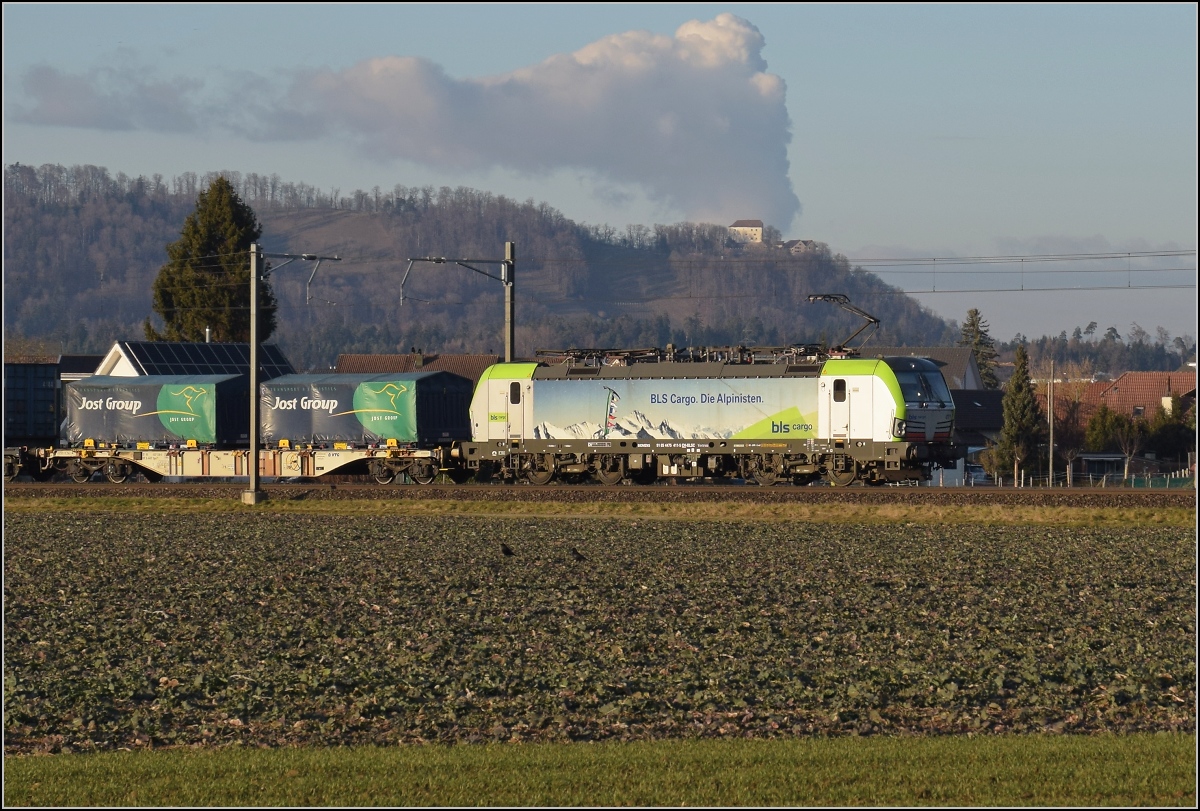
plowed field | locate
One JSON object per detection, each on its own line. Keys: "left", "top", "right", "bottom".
{"left": 4, "top": 509, "right": 1194, "bottom": 754}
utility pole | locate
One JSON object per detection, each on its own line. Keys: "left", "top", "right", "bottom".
{"left": 242, "top": 243, "right": 340, "bottom": 505}
{"left": 244, "top": 244, "right": 262, "bottom": 505}
{"left": 401, "top": 241, "right": 516, "bottom": 362}
{"left": 504, "top": 241, "right": 516, "bottom": 363}
{"left": 1048, "top": 359, "right": 1054, "bottom": 488}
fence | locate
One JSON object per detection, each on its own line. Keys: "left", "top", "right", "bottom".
{"left": 940, "top": 470, "right": 1196, "bottom": 489}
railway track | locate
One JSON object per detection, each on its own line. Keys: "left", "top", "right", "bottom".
{"left": 5, "top": 479, "right": 1194, "bottom": 509}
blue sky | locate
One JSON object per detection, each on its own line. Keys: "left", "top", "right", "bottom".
{"left": 3, "top": 3, "right": 1196, "bottom": 344}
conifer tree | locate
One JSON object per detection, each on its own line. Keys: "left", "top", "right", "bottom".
{"left": 996, "top": 344, "right": 1044, "bottom": 483}
{"left": 958, "top": 308, "right": 999, "bottom": 389}
{"left": 144, "top": 177, "right": 276, "bottom": 342}
{"left": 1085, "top": 403, "right": 1124, "bottom": 452}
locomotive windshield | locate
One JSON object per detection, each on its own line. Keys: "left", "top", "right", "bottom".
{"left": 885, "top": 358, "right": 953, "bottom": 407}
{"left": 893, "top": 370, "right": 951, "bottom": 406}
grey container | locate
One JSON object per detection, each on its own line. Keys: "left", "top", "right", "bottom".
{"left": 260, "top": 372, "right": 472, "bottom": 446}
{"left": 64, "top": 375, "right": 250, "bottom": 447}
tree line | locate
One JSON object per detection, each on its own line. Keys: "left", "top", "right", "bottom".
{"left": 981, "top": 343, "right": 1194, "bottom": 484}
{"left": 4, "top": 164, "right": 957, "bottom": 368}
{"left": 4, "top": 163, "right": 1193, "bottom": 380}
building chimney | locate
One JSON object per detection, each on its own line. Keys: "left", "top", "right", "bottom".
{"left": 205, "top": 326, "right": 211, "bottom": 343}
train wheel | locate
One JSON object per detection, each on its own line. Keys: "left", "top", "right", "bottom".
{"left": 522, "top": 454, "right": 555, "bottom": 485}
{"left": 746, "top": 453, "right": 783, "bottom": 486}
{"left": 3, "top": 452, "right": 21, "bottom": 483}
{"left": 826, "top": 461, "right": 859, "bottom": 487}
{"left": 410, "top": 464, "right": 437, "bottom": 485}
{"left": 525, "top": 468, "right": 555, "bottom": 485}
{"left": 104, "top": 463, "right": 131, "bottom": 484}
{"left": 754, "top": 469, "right": 780, "bottom": 486}
{"left": 368, "top": 460, "right": 395, "bottom": 484}
{"left": 594, "top": 456, "right": 625, "bottom": 485}
{"left": 69, "top": 464, "right": 94, "bottom": 483}
{"left": 595, "top": 469, "right": 624, "bottom": 485}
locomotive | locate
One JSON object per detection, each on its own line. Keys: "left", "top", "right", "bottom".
{"left": 453, "top": 346, "right": 958, "bottom": 486}
{"left": 6, "top": 344, "right": 961, "bottom": 487}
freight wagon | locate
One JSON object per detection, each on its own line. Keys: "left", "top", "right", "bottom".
{"left": 261, "top": 371, "right": 475, "bottom": 484}
{"left": 3, "top": 361, "right": 62, "bottom": 481}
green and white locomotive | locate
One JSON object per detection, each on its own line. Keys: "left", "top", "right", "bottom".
{"left": 456, "top": 348, "right": 959, "bottom": 486}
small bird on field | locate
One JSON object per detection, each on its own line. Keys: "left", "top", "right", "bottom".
{"left": 500, "top": 543, "right": 515, "bottom": 557}
{"left": 570, "top": 547, "right": 588, "bottom": 562}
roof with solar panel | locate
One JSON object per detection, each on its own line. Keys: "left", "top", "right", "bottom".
{"left": 94, "top": 341, "right": 295, "bottom": 379}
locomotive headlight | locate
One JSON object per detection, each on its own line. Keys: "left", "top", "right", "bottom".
{"left": 892, "top": 418, "right": 907, "bottom": 438}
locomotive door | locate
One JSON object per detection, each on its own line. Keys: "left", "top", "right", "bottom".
{"left": 506, "top": 380, "right": 525, "bottom": 440}
{"left": 487, "top": 380, "right": 512, "bottom": 441}
{"left": 824, "top": 378, "right": 850, "bottom": 441}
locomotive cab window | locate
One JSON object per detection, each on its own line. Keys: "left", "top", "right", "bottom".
{"left": 894, "top": 371, "right": 951, "bottom": 407}
{"left": 509, "top": 381, "right": 521, "bottom": 404}
{"left": 833, "top": 379, "right": 847, "bottom": 403}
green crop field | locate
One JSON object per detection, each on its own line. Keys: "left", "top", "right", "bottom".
{"left": 3, "top": 498, "right": 1195, "bottom": 805}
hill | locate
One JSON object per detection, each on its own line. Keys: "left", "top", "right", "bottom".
{"left": 5, "top": 163, "right": 958, "bottom": 371}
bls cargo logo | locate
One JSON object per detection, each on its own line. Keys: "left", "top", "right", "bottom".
{"left": 771, "top": 421, "right": 813, "bottom": 434}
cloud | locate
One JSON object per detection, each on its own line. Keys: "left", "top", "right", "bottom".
{"left": 11, "top": 65, "right": 202, "bottom": 133}
{"left": 7, "top": 14, "right": 800, "bottom": 230}
{"left": 276, "top": 13, "right": 799, "bottom": 228}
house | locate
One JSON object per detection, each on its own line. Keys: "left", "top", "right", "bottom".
{"left": 728, "top": 219, "right": 764, "bottom": 244}
{"left": 949, "top": 389, "right": 1006, "bottom": 448}
{"left": 335, "top": 352, "right": 499, "bottom": 386}
{"left": 781, "top": 239, "right": 818, "bottom": 255}
{"left": 1079, "top": 370, "right": 1197, "bottom": 422}
{"left": 93, "top": 341, "right": 295, "bottom": 379}
{"left": 58, "top": 354, "right": 105, "bottom": 383}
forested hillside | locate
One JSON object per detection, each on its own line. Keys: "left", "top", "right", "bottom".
{"left": 4, "top": 163, "right": 1190, "bottom": 375}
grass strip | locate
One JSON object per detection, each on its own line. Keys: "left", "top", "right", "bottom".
{"left": 3, "top": 494, "right": 1194, "bottom": 526}
{"left": 5, "top": 734, "right": 1194, "bottom": 807}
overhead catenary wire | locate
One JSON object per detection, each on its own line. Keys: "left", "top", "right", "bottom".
{"left": 140, "top": 247, "right": 1196, "bottom": 311}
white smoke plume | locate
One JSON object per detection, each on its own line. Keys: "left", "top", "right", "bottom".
{"left": 9, "top": 14, "right": 800, "bottom": 230}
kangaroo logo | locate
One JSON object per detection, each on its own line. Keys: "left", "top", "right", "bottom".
{"left": 366, "top": 382, "right": 409, "bottom": 410}
{"left": 350, "top": 381, "right": 415, "bottom": 436}
{"left": 170, "top": 386, "right": 208, "bottom": 413}
{"left": 150, "top": 383, "right": 217, "bottom": 444}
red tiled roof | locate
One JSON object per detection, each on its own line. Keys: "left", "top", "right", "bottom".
{"left": 1080, "top": 371, "right": 1197, "bottom": 419}
{"left": 335, "top": 353, "right": 499, "bottom": 384}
